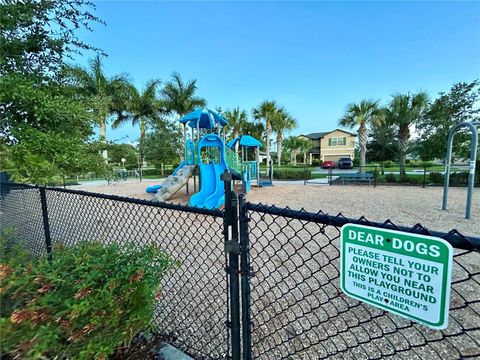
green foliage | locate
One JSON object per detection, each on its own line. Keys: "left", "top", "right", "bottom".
{"left": 161, "top": 72, "right": 206, "bottom": 117}
{"left": 0, "top": 0, "right": 106, "bottom": 185}
{"left": 429, "top": 172, "right": 444, "bottom": 184}
{"left": 385, "top": 173, "right": 397, "bottom": 183}
{"left": 273, "top": 169, "right": 309, "bottom": 180}
{"left": 105, "top": 143, "right": 138, "bottom": 167}
{"left": 0, "top": 0, "right": 104, "bottom": 79}
{"left": 1, "top": 129, "right": 105, "bottom": 184}
{"left": 1, "top": 241, "right": 178, "bottom": 359}
{"left": 416, "top": 80, "right": 480, "bottom": 161}
{"left": 311, "top": 159, "right": 321, "bottom": 167}
{"left": 143, "top": 118, "right": 182, "bottom": 168}
{"left": 367, "top": 123, "right": 399, "bottom": 163}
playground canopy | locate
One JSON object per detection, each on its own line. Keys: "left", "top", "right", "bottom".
{"left": 227, "top": 135, "right": 262, "bottom": 149}
{"left": 180, "top": 109, "right": 228, "bottom": 129}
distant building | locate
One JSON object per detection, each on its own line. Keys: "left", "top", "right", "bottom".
{"left": 298, "top": 129, "right": 356, "bottom": 164}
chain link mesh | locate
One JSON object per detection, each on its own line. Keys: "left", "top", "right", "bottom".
{"left": 1, "top": 184, "right": 230, "bottom": 359}
{"left": 245, "top": 203, "right": 480, "bottom": 359}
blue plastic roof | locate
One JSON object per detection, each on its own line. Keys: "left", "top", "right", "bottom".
{"left": 179, "top": 109, "right": 228, "bottom": 129}
{"left": 227, "top": 135, "right": 262, "bottom": 149}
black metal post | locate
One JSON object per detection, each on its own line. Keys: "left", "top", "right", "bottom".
{"left": 423, "top": 164, "right": 427, "bottom": 189}
{"left": 222, "top": 171, "right": 241, "bottom": 360}
{"left": 374, "top": 166, "right": 377, "bottom": 187}
{"left": 239, "top": 194, "right": 253, "bottom": 360}
{"left": 39, "top": 187, "right": 52, "bottom": 261}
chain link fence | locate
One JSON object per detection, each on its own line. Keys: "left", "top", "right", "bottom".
{"left": 1, "top": 182, "right": 479, "bottom": 359}
{"left": 0, "top": 183, "right": 230, "bottom": 359}
{"left": 243, "top": 203, "right": 480, "bottom": 359}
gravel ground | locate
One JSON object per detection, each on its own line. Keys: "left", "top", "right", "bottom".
{"left": 72, "top": 181, "right": 479, "bottom": 237}
{"left": 2, "top": 181, "right": 479, "bottom": 359}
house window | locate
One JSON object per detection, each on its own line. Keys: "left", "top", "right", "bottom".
{"left": 328, "top": 137, "right": 347, "bottom": 146}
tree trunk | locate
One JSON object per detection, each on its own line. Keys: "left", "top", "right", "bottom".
{"left": 276, "top": 133, "right": 282, "bottom": 166}
{"left": 398, "top": 125, "right": 410, "bottom": 176}
{"left": 139, "top": 118, "right": 145, "bottom": 167}
{"left": 358, "top": 123, "right": 367, "bottom": 173}
{"left": 265, "top": 120, "right": 270, "bottom": 175}
{"left": 99, "top": 119, "right": 108, "bottom": 161}
{"left": 233, "top": 130, "right": 239, "bottom": 153}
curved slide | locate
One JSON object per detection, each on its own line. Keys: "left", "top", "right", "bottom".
{"left": 190, "top": 134, "right": 228, "bottom": 209}
{"left": 153, "top": 164, "right": 195, "bottom": 202}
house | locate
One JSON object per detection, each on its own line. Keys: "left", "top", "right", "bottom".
{"left": 297, "top": 129, "right": 356, "bottom": 164}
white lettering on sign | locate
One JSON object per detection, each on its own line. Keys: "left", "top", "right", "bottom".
{"left": 340, "top": 224, "right": 453, "bottom": 329}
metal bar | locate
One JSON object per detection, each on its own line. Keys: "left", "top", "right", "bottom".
{"left": 24, "top": 184, "right": 224, "bottom": 218}
{"left": 442, "top": 121, "right": 479, "bottom": 218}
{"left": 222, "top": 171, "right": 241, "bottom": 360}
{"left": 423, "top": 164, "right": 426, "bottom": 189}
{"left": 239, "top": 194, "right": 253, "bottom": 360}
{"left": 39, "top": 187, "right": 53, "bottom": 261}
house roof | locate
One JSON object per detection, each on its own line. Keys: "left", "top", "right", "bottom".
{"left": 300, "top": 129, "right": 356, "bottom": 139}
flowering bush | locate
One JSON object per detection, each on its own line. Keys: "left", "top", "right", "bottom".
{"left": 0, "top": 240, "right": 178, "bottom": 359}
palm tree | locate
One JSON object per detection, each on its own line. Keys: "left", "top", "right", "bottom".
{"left": 224, "top": 107, "right": 248, "bottom": 140}
{"left": 284, "top": 136, "right": 311, "bottom": 166}
{"left": 161, "top": 72, "right": 206, "bottom": 117}
{"left": 338, "top": 99, "right": 383, "bottom": 173}
{"left": 386, "top": 92, "right": 429, "bottom": 175}
{"left": 271, "top": 108, "right": 297, "bottom": 166}
{"left": 67, "top": 55, "right": 131, "bottom": 159}
{"left": 112, "top": 79, "right": 162, "bottom": 166}
{"left": 252, "top": 100, "right": 278, "bottom": 170}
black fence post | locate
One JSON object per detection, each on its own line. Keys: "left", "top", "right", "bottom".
{"left": 39, "top": 187, "right": 52, "bottom": 261}
{"left": 222, "top": 171, "right": 241, "bottom": 360}
{"left": 423, "top": 164, "right": 427, "bottom": 188}
{"left": 239, "top": 194, "right": 252, "bottom": 360}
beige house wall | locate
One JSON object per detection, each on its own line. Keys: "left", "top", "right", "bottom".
{"left": 319, "top": 130, "right": 356, "bottom": 161}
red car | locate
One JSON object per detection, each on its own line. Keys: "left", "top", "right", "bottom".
{"left": 322, "top": 160, "right": 335, "bottom": 169}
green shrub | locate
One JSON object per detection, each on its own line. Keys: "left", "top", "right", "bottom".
{"left": 273, "top": 169, "right": 309, "bottom": 180}
{"left": 449, "top": 171, "right": 469, "bottom": 185}
{"left": 399, "top": 174, "right": 410, "bottom": 183}
{"left": 429, "top": 172, "right": 443, "bottom": 184}
{"left": 1, "top": 241, "right": 178, "bottom": 359}
{"left": 311, "top": 159, "right": 321, "bottom": 167}
{"left": 385, "top": 173, "right": 396, "bottom": 183}
{"left": 384, "top": 161, "right": 393, "bottom": 168}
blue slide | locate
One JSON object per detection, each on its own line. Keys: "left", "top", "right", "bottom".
{"left": 190, "top": 134, "right": 228, "bottom": 209}
{"left": 146, "top": 160, "right": 185, "bottom": 193}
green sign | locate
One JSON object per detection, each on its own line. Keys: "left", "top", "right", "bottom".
{"left": 340, "top": 224, "right": 453, "bottom": 329}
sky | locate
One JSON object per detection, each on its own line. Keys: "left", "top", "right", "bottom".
{"left": 77, "top": 1, "right": 480, "bottom": 143}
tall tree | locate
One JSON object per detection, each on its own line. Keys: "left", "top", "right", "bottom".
{"left": 223, "top": 107, "right": 248, "bottom": 140}
{"left": 284, "top": 136, "right": 311, "bottom": 166}
{"left": 112, "top": 79, "right": 162, "bottom": 165}
{"left": 0, "top": 0, "right": 105, "bottom": 184}
{"left": 416, "top": 80, "right": 480, "bottom": 161}
{"left": 66, "top": 55, "right": 132, "bottom": 158}
{"left": 338, "top": 99, "right": 383, "bottom": 172}
{"left": 161, "top": 72, "right": 206, "bottom": 118}
{"left": 271, "top": 108, "right": 297, "bottom": 166}
{"left": 386, "top": 92, "right": 429, "bottom": 174}
{"left": 252, "top": 100, "right": 278, "bottom": 170}
{"left": 143, "top": 118, "right": 183, "bottom": 168}
{"left": 366, "top": 123, "right": 399, "bottom": 173}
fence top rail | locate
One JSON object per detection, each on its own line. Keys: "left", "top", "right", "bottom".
{"left": 2, "top": 182, "right": 225, "bottom": 218}
{"left": 246, "top": 202, "right": 480, "bottom": 251}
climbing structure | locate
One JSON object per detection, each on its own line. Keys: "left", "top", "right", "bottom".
{"left": 148, "top": 108, "right": 264, "bottom": 208}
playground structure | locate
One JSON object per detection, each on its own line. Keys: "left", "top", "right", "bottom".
{"left": 147, "top": 108, "right": 265, "bottom": 209}
{"left": 442, "top": 120, "right": 479, "bottom": 219}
